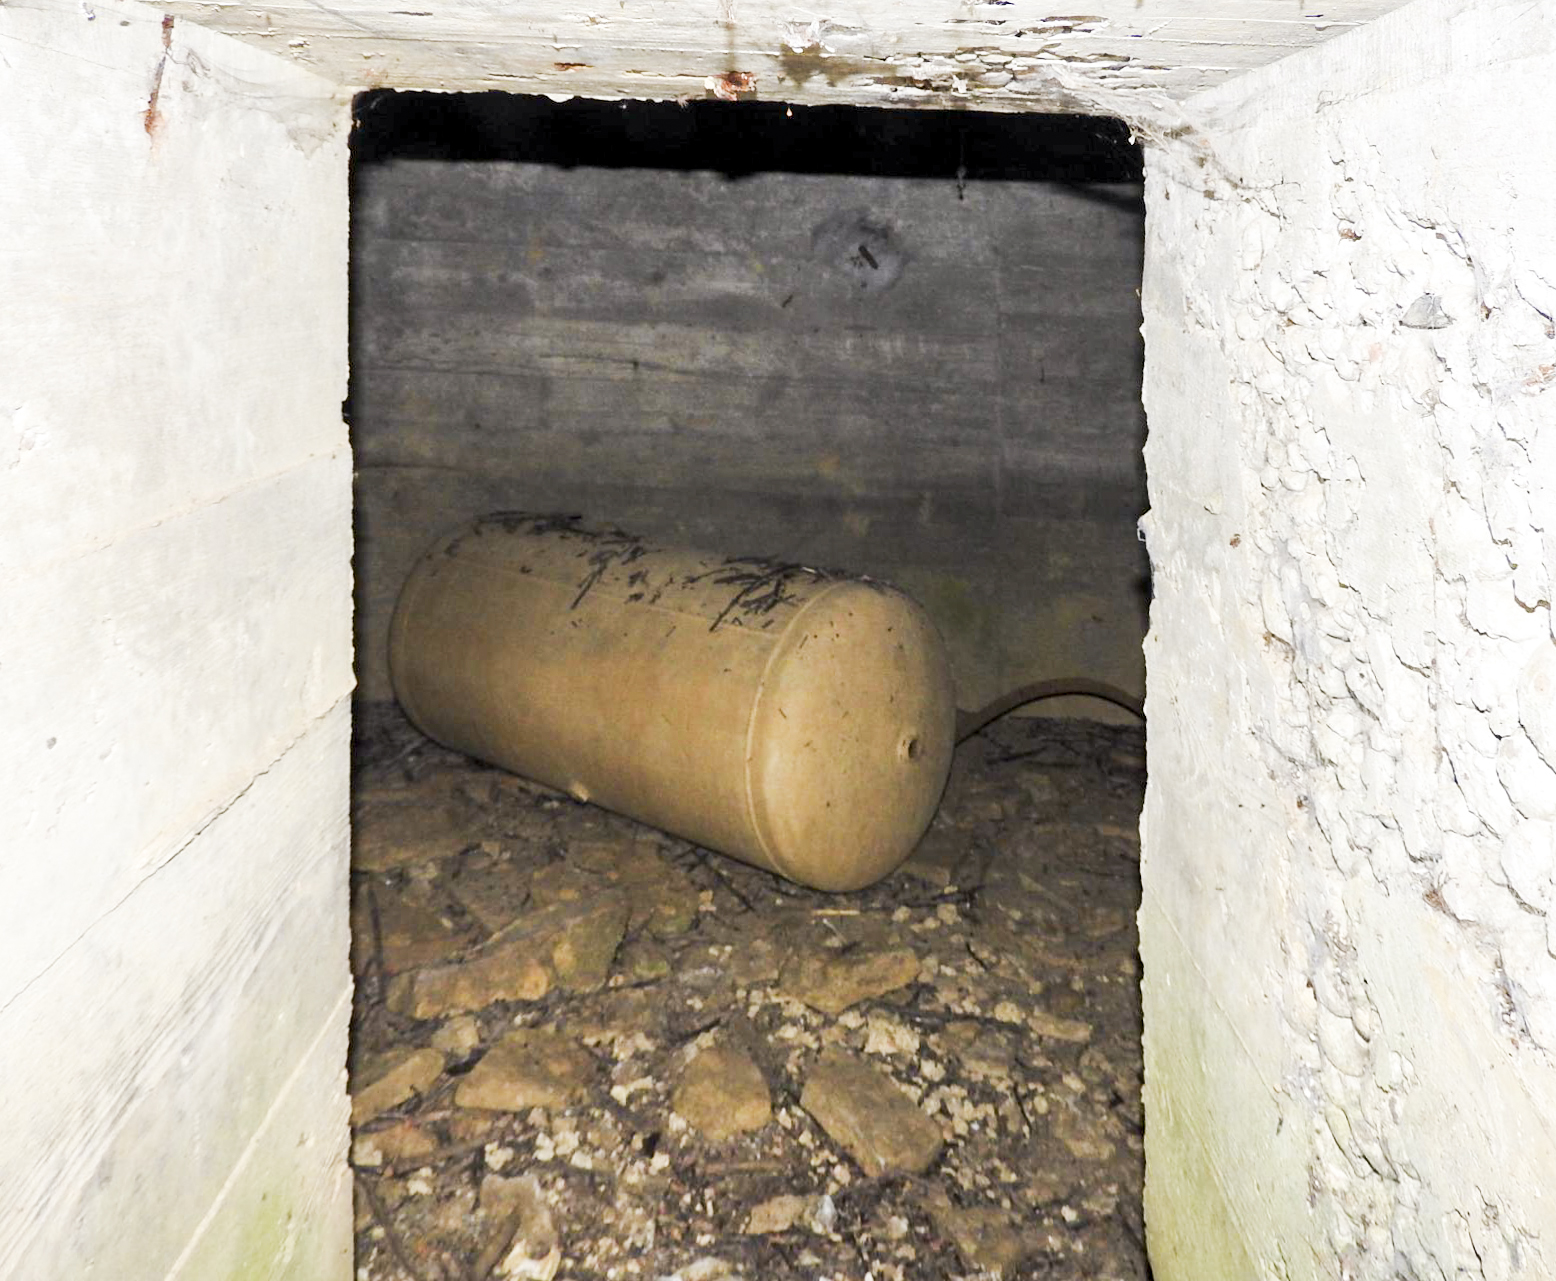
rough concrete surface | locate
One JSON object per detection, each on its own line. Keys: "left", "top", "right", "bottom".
{"left": 349, "top": 161, "right": 1149, "bottom": 717}
{"left": 156, "top": 0, "right": 1412, "bottom": 109}
{"left": 1139, "top": 0, "right": 1556, "bottom": 1274}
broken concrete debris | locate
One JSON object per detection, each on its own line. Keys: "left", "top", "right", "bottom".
{"left": 350, "top": 702, "right": 1148, "bottom": 1279}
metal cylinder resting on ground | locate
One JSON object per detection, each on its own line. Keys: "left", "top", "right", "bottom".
{"left": 388, "top": 513, "right": 957, "bottom": 891}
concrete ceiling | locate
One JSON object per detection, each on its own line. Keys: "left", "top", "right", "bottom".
{"left": 162, "top": 0, "right": 1414, "bottom": 112}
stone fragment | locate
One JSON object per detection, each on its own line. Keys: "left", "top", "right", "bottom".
{"left": 449, "top": 855, "right": 540, "bottom": 934}
{"left": 1024, "top": 1166, "right": 1075, "bottom": 1207}
{"left": 1518, "top": 642, "right": 1556, "bottom": 766}
{"left": 944, "top": 1025, "right": 1016, "bottom": 1081}
{"left": 529, "top": 860, "right": 595, "bottom": 907}
{"left": 351, "top": 1046, "right": 446, "bottom": 1125}
{"left": 1498, "top": 731, "right": 1556, "bottom": 821}
{"left": 352, "top": 800, "right": 465, "bottom": 872}
{"left": 744, "top": 1194, "right": 811, "bottom": 1234}
{"left": 895, "top": 827, "right": 968, "bottom": 888}
{"left": 672, "top": 1045, "right": 771, "bottom": 1141}
{"left": 480, "top": 1174, "right": 561, "bottom": 1281}
{"left": 920, "top": 1187, "right": 1034, "bottom": 1279}
{"left": 726, "top": 932, "right": 783, "bottom": 986}
{"left": 563, "top": 840, "right": 703, "bottom": 937}
{"left": 387, "top": 941, "right": 551, "bottom": 1018}
{"left": 618, "top": 938, "right": 672, "bottom": 981}
{"left": 778, "top": 946, "right": 920, "bottom": 1015}
{"left": 431, "top": 1014, "right": 482, "bottom": 1057}
{"left": 386, "top": 893, "right": 628, "bottom": 1018}
{"left": 1029, "top": 1009, "right": 1093, "bottom": 1044}
{"left": 1501, "top": 819, "right": 1556, "bottom": 909}
{"left": 800, "top": 1049, "right": 944, "bottom": 1176}
{"left": 455, "top": 1028, "right": 597, "bottom": 1112}
{"left": 657, "top": 1259, "right": 739, "bottom": 1281}
{"left": 1050, "top": 1098, "right": 1116, "bottom": 1162}
{"left": 352, "top": 1119, "right": 440, "bottom": 1168}
{"left": 1084, "top": 905, "right": 1130, "bottom": 938}
{"left": 350, "top": 880, "right": 471, "bottom": 975}
{"left": 546, "top": 892, "right": 631, "bottom": 991}
{"left": 861, "top": 1011, "right": 921, "bottom": 1058}
{"left": 1023, "top": 773, "right": 1058, "bottom": 807}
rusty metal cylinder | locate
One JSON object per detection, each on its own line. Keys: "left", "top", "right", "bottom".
{"left": 387, "top": 513, "right": 956, "bottom": 891}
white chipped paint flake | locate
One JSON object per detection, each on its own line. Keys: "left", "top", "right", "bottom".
{"left": 1400, "top": 292, "right": 1452, "bottom": 329}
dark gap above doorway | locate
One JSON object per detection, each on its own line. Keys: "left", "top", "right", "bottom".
{"left": 351, "top": 89, "right": 1142, "bottom": 186}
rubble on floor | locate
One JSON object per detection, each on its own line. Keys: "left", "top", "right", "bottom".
{"left": 349, "top": 702, "right": 1148, "bottom": 1281}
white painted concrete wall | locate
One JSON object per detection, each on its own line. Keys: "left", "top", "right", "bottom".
{"left": 1138, "top": 0, "right": 1556, "bottom": 1274}
{"left": 0, "top": 0, "right": 355, "bottom": 1273}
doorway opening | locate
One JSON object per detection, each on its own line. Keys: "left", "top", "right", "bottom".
{"left": 345, "top": 90, "right": 1150, "bottom": 1281}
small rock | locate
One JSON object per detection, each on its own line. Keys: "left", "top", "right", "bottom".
{"left": 351, "top": 1119, "right": 439, "bottom": 1168}
{"left": 744, "top": 1194, "right": 811, "bottom": 1234}
{"left": 350, "top": 881, "right": 471, "bottom": 976}
{"left": 1029, "top": 1009, "right": 1093, "bottom": 1044}
{"left": 387, "top": 893, "right": 629, "bottom": 1018}
{"left": 431, "top": 1014, "right": 483, "bottom": 1057}
{"left": 920, "top": 1187, "right": 1034, "bottom": 1279}
{"left": 657, "top": 1259, "right": 739, "bottom": 1281}
{"left": 387, "top": 940, "right": 551, "bottom": 1018}
{"left": 546, "top": 893, "right": 631, "bottom": 991}
{"left": 726, "top": 933, "right": 783, "bottom": 986}
{"left": 351, "top": 1046, "right": 446, "bottom": 1125}
{"left": 1025, "top": 1166, "right": 1075, "bottom": 1206}
{"left": 672, "top": 1045, "right": 771, "bottom": 1141}
{"left": 352, "top": 800, "right": 465, "bottom": 872}
{"left": 529, "top": 860, "right": 596, "bottom": 907}
{"left": 895, "top": 827, "right": 968, "bottom": 888}
{"left": 800, "top": 1049, "right": 944, "bottom": 1176}
{"left": 450, "top": 857, "right": 540, "bottom": 934}
{"left": 618, "top": 937, "right": 672, "bottom": 981}
{"left": 964, "top": 793, "right": 1007, "bottom": 823}
{"left": 481, "top": 1174, "right": 561, "bottom": 1281}
{"left": 778, "top": 946, "right": 920, "bottom": 1015}
{"left": 1023, "top": 773, "right": 1058, "bottom": 807}
{"left": 571, "top": 841, "right": 702, "bottom": 937}
{"left": 1084, "top": 905, "right": 1130, "bottom": 938}
{"left": 455, "top": 1028, "right": 597, "bottom": 1112}
{"left": 1050, "top": 1098, "right": 1116, "bottom": 1162}
{"left": 943, "top": 1025, "right": 1016, "bottom": 1082}
{"left": 861, "top": 1011, "right": 921, "bottom": 1058}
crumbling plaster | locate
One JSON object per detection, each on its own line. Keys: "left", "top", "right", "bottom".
{"left": 152, "top": 0, "right": 1411, "bottom": 108}
{"left": 1137, "top": 0, "right": 1556, "bottom": 1275}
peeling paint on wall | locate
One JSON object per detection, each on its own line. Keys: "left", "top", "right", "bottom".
{"left": 1139, "top": 0, "right": 1556, "bottom": 1275}
{"left": 153, "top": 0, "right": 1411, "bottom": 102}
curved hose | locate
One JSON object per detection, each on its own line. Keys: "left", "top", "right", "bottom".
{"left": 954, "top": 678, "right": 1145, "bottom": 743}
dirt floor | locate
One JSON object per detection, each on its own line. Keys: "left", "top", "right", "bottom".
{"left": 348, "top": 702, "right": 1149, "bottom": 1281}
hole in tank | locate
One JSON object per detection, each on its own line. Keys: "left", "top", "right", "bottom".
{"left": 346, "top": 91, "right": 1149, "bottom": 1281}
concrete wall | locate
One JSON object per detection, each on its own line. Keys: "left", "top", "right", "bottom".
{"left": 1138, "top": 0, "right": 1556, "bottom": 1274}
{"left": 0, "top": 1, "right": 355, "bottom": 1274}
{"left": 351, "top": 159, "right": 1149, "bottom": 714}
